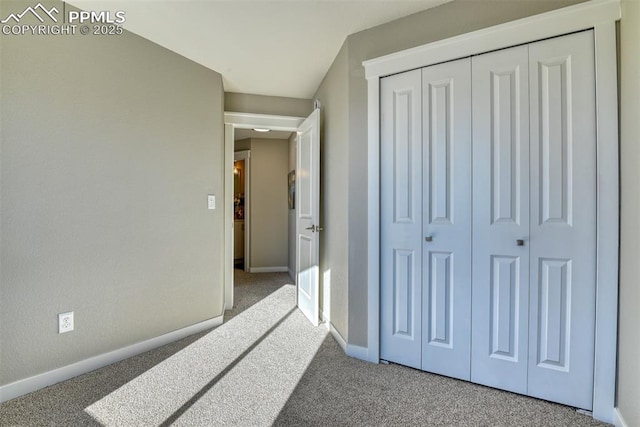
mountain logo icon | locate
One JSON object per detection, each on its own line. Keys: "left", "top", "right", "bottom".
{"left": 1, "top": 3, "right": 59, "bottom": 24}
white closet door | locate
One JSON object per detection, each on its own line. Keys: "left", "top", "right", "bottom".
{"left": 421, "top": 58, "right": 472, "bottom": 381}
{"left": 380, "top": 69, "right": 423, "bottom": 369}
{"left": 471, "top": 45, "right": 530, "bottom": 393}
{"left": 528, "top": 30, "right": 596, "bottom": 410}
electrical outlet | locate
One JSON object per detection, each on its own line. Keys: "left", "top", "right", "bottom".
{"left": 58, "top": 312, "right": 74, "bottom": 334}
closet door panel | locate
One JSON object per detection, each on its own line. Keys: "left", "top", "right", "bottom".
{"left": 471, "top": 45, "right": 530, "bottom": 394}
{"left": 421, "top": 58, "right": 472, "bottom": 381}
{"left": 528, "top": 30, "right": 596, "bottom": 410}
{"left": 380, "top": 69, "right": 423, "bottom": 369}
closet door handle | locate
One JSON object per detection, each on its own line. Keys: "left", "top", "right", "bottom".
{"left": 425, "top": 235, "right": 433, "bottom": 242}
{"left": 516, "top": 239, "right": 525, "bottom": 246}
{"left": 305, "top": 225, "right": 316, "bottom": 232}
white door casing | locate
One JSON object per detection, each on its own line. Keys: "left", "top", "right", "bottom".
{"left": 420, "top": 58, "right": 472, "bottom": 381}
{"left": 471, "top": 44, "right": 531, "bottom": 394}
{"left": 296, "top": 109, "right": 321, "bottom": 326}
{"left": 364, "top": 2, "right": 620, "bottom": 421}
{"left": 224, "top": 113, "right": 305, "bottom": 313}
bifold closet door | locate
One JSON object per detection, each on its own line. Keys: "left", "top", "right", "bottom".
{"left": 380, "top": 59, "right": 472, "bottom": 378}
{"left": 471, "top": 45, "right": 530, "bottom": 394}
{"left": 421, "top": 58, "right": 472, "bottom": 381}
{"left": 527, "top": 30, "right": 596, "bottom": 411}
{"left": 380, "top": 69, "right": 423, "bottom": 369}
{"left": 381, "top": 31, "right": 596, "bottom": 410}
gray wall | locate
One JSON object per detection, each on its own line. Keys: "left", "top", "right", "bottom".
{"left": 235, "top": 138, "right": 289, "bottom": 270}
{"left": 313, "top": 41, "right": 349, "bottom": 337}
{"left": 0, "top": 0, "right": 225, "bottom": 386}
{"left": 617, "top": 1, "right": 640, "bottom": 425}
{"left": 225, "top": 92, "right": 313, "bottom": 118}
{"left": 342, "top": 0, "right": 583, "bottom": 347}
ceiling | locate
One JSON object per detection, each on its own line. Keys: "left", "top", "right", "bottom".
{"left": 68, "top": 0, "right": 450, "bottom": 99}
{"left": 234, "top": 128, "right": 293, "bottom": 141}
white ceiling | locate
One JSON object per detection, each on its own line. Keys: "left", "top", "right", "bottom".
{"left": 68, "top": 0, "right": 450, "bottom": 98}
{"left": 234, "top": 128, "right": 293, "bottom": 141}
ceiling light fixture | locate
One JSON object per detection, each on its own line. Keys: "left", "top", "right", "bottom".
{"left": 253, "top": 128, "right": 271, "bottom": 132}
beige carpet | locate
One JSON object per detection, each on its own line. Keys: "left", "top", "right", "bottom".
{"left": 0, "top": 270, "right": 608, "bottom": 426}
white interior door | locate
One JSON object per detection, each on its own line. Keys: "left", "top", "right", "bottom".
{"left": 421, "top": 58, "right": 472, "bottom": 381}
{"left": 380, "top": 69, "right": 423, "bottom": 369}
{"left": 527, "top": 30, "right": 596, "bottom": 410}
{"left": 296, "top": 109, "right": 321, "bottom": 326}
{"left": 471, "top": 45, "right": 530, "bottom": 393}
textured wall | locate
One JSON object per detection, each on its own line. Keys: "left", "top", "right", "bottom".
{"left": 248, "top": 139, "right": 289, "bottom": 270}
{"left": 225, "top": 93, "right": 312, "bottom": 118}
{"left": 313, "top": 41, "right": 349, "bottom": 338}
{"left": 0, "top": 0, "right": 225, "bottom": 386}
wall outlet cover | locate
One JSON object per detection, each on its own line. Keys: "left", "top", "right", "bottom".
{"left": 58, "top": 312, "right": 74, "bottom": 334}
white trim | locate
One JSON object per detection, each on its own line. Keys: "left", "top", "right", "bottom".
{"left": 347, "top": 344, "right": 369, "bottom": 361}
{"left": 366, "top": 76, "right": 381, "bottom": 365}
{"left": 224, "top": 112, "right": 305, "bottom": 131}
{"left": 0, "top": 315, "right": 223, "bottom": 404}
{"left": 328, "top": 324, "right": 370, "bottom": 362}
{"left": 592, "top": 20, "right": 620, "bottom": 423}
{"left": 288, "top": 268, "right": 295, "bottom": 281}
{"left": 614, "top": 408, "right": 630, "bottom": 427}
{"left": 224, "top": 112, "right": 306, "bottom": 314}
{"left": 249, "top": 266, "right": 289, "bottom": 273}
{"left": 363, "top": 0, "right": 621, "bottom": 423}
{"left": 329, "top": 322, "right": 347, "bottom": 354}
{"left": 321, "top": 311, "right": 329, "bottom": 323}
{"left": 363, "top": 0, "right": 621, "bottom": 79}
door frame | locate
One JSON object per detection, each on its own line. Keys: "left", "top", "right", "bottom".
{"left": 224, "top": 112, "right": 305, "bottom": 310}
{"left": 363, "top": 0, "right": 621, "bottom": 423}
{"left": 234, "top": 150, "right": 251, "bottom": 272}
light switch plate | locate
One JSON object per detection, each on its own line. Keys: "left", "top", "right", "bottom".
{"left": 207, "top": 194, "right": 216, "bottom": 210}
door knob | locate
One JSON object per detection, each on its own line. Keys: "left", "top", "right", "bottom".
{"left": 305, "top": 225, "right": 316, "bottom": 232}
{"left": 516, "top": 239, "right": 525, "bottom": 246}
{"left": 316, "top": 226, "right": 324, "bottom": 232}
{"left": 425, "top": 235, "right": 433, "bottom": 242}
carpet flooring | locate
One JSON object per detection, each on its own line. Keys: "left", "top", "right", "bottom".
{"left": 0, "top": 270, "right": 608, "bottom": 426}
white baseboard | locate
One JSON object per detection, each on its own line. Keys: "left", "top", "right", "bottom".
{"left": 614, "top": 408, "right": 630, "bottom": 427}
{"left": 328, "top": 322, "right": 347, "bottom": 354}
{"left": 0, "top": 315, "right": 223, "bottom": 404}
{"left": 249, "top": 266, "right": 288, "bottom": 273}
{"left": 327, "top": 322, "right": 370, "bottom": 362}
{"left": 347, "top": 343, "right": 369, "bottom": 361}
{"left": 321, "top": 311, "right": 330, "bottom": 324}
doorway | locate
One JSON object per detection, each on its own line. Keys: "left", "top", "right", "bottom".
{"left": 223, "top": 113, "right": 305, "bottom": 311}
{"left": 233, "top": 151, "right": 250, "bottom": 272}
